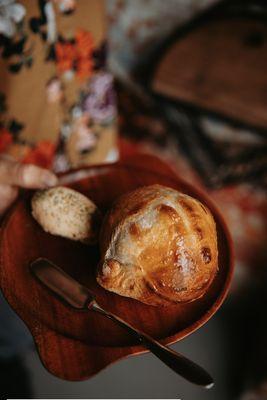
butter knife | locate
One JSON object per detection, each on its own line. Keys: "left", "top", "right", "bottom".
{"left": 30, "top": 258, "right": 214, "bottom": 388}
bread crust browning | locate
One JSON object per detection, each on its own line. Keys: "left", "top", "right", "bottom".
{"left": 97, "top": 184, "right": 218, "bottom": 306}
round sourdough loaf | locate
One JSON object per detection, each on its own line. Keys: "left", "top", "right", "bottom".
{"left": 97, "top": 184, "right": 218, "bottom": 306}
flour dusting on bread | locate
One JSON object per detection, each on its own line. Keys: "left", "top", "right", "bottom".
{"left": 97, "top": 184, "right": 218, "bottom": 306}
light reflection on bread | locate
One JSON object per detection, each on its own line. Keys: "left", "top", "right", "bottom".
{"left": 97, "top": 184, "right": 218, "bottom": 306}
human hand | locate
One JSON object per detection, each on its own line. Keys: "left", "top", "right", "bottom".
{"left": 0, "top": 155, "right": 58, "bottom": 217}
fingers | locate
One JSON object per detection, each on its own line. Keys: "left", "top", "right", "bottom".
{"left": 0, "top": 157, "right": 58, "bottom": 218}
{"left": 0, "top": 184, "right": 19, "bottom": 216}
{"left": 12, "top": 163, "right": 58, "bottom": 188}
{"left": 0, "top": 157, "right": 58, "bottom": 189}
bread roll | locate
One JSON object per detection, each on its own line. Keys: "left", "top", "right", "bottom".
{"left": 97, "top": 184, "right": 218, "bottom": 306}
{"left": 32, "top": 186, "right": 101, "bottom": 244}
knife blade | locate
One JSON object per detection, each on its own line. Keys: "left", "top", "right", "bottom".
{"left": 30, "top": 258, "right": 91, "bottom": 309}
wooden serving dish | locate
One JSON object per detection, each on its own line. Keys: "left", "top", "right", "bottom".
{"left": 0, "top": 154, "right": 233, "bottom": 380}
{"left": 152, "top": 17, "right": 267, "bottom": 131}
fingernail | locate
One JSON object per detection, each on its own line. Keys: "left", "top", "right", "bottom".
{"left": 42, "top": 172, "right": 58, "bottom": 187}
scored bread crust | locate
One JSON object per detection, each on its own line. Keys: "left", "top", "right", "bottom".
{"left": 97, "top": 184, "right": 218, "bottom": 306}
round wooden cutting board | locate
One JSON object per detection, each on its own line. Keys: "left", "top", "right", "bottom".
{"left": 0, "top": 154, "right": 233, "bottom": 380}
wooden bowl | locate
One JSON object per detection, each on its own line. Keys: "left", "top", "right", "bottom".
{"left": 0, "top": 154, "right": 233, "bottom": 380}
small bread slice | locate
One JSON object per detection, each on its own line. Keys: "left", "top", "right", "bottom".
{"left": 32, "top": 186, "right": 101, "bottom": 244}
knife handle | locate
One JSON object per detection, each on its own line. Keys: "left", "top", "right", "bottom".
{"left": 89, "top": 300, "right": 214, "bottom": 388}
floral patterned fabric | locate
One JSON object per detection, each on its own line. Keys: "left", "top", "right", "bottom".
{"left": 0, "top": 0, "right": 118, "bottom": 172}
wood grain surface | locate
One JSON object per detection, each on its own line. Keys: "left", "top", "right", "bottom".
{"left": 153, "top": 17, "right": 267, "bottom": 131}
{"left": 0, "top": 154, "right": 233, "bottom": 380}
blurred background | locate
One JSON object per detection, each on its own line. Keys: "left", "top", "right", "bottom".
{"left": 0, "top": 0, "right": 267, "bottom": 398}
